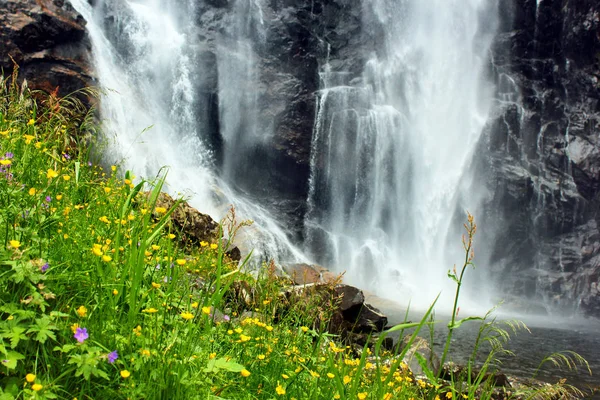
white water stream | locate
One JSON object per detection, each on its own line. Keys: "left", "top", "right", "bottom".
{"left": 68, "top": 0, "right": 307, "bottom": 262}
{"left": 305, "top": 0, "right": 499, "bottom": 309}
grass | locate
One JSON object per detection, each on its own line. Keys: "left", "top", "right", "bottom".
{"left": 0, "top": 71, "right": 592, "bottom": 399}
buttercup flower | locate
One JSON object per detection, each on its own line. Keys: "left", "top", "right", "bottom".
{"left": 25, "top": 373, "right": 36, "bottom": 383}
{"left": 46, "top": 169, "right": 58, "bottom": 179}
{"left": 181, "top": 312, "right": 194, "bottom": 321}
{"left": 76, "top": 305, "right": 87, "bottom": 317}
{"left": 276, "top": 384, "right": 286, "bottom": 395}
{"left": 120, "top": 370, "right": 131, "bottom": 379}
{"left": 240, "top": 369, "right": 251, "bottom": 377}
{"left": 9, "top": 240, "right": 20, "bottom": 248}
{"left": 31, "top": 383, "right": 43, "bottom": 391}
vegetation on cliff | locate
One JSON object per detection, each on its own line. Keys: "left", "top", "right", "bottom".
{"left": 0, "top": 73, "right": 593, "bottom": 400}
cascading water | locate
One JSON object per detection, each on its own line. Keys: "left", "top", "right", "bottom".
{"left": 68, "top": 0, "right": 307, "bottom": 261}
{"left": 305, "top": 0, "right": 499, "bottom": 309}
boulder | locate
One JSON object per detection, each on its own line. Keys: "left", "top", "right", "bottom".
{"left": 0, "top": 0, "right": 94, "bottom": 96}
{"left": 153, "top": 192, "right": 241, "bottom": 262}
{"left": 281, "top": 263, "right": 342, "bottom": 285}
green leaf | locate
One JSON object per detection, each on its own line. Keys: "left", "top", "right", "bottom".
{"left": 2, "top": 325, "right": 28, "bottom": 348}
{"left": 1, "top": 351, "right": 25, "bottom": 369}
{"left": 448, "top": 316, "right": 484, "bottom": 330}
{"left": 53, "top": 344, "right": 76, "bottom": 353}
{"left": 27, "top": 315, "right": 57, "bottom": 343}
{"left": 447, "top": 270, "right": 459, "bottom": 284}
{"left": 204, "top": 357, "right": 245, "bottom": 373}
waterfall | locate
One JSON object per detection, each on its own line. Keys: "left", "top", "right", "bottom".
{"left": 71, "top": 0, "right": 502, "bottom": 311}
{"left": 305, "top": 0, "right": 499, "bottom": 309}
{"left": 68, "top": 0, "right": 307, "bottom": 262}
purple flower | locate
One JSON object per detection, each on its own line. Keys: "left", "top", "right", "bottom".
{"left": 62, "top": 153, "right": 71, "bottom": 160}
{"left": 107, "top": 350, "right": 118, "bottom": 363}
{"left": 41, "top": 263, "right": 49, "bottom": 273}
{"left": 4, "top": 152, "right": 13, "bottom": 159}
{"left": 223, "top": 315, "right": 231, "bottom": 322}
{"left": 45, "top": 196, "right": 52, "bottom": 203}
{"left": 74, "top": 327, "right": 89, "bottom": 343}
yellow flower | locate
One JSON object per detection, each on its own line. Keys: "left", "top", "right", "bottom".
{"left": 334, "top": 395, "right": 341, "bottom": 400}
{"left": 282, "top": 374, "right": 289, "bottom": 379}
{"left": 209, "top": 352, "right": 216, "bottom": 360}
{"left": 257, "top": 354, "right": 265, "bottom": 360}
{"left": 175, "top": 259, "right": 186, "bottom": 266}
{"left": 210, "top": 243, "right": 218, "bottom": 250}
{"left": 28, "top": 187, "right": 36, "bottom": 196}
{"left": 239, "top": 334, "right": 251, "bottom": 342}
{"left": 141, "top": 349, "right": 151, "bottom": 357}
{"left": 70, "top": 323, "right": 79, "bottom": 333}
{"left": 56, "top": 194, "right": 63, "bottom": 200}
{"left": 102, "top": 255, "right": 112, "bottom": 262}
{"left": 120, "top": 370, "right": 131, "bottom": 379}
{"left": 240, "top": 369, "right": 251, "bottom": 377}
{"left": 300, "top": 326, "right": 309, "bottom": 333}
{"left": 46, "top": 169, "right": 59, "bottom": 179}
{"left": 111, "top": 165, "right": 117, "bottom": 172}
{"left": 151, "top": 244, "right": 160, "bottom": 251}
{"left": 27, "top": 118, "right": 35, "bottom": 126}
{"left": 34, "top": 142, "right": 41, "bottom": 149}
{"left": 112, "top": 289, "right": 119, "bottom": 295}
{"left": 25, "top": 373, "right": 36, "bottom": 383}
{"left": 0, "top": 159, "right": 11, "bottom": 166}
{"left": 357, "top": 393, "right": 367, "bottom": 400}
{"left": 92, "top": 247, "right": 103, "bottom": 256}
{"left": 446, "top": 393, "right": 453, "bottom": 399}
{"left": 191, "top": 302, "right": 199, "bottom": 309}
{"left": 104, "top": 187, "right": 112, "bottom": 194}
{"left": 31, "top": 383, "right": 43, "bottom": 391}
{"left": 200, "top": 241, "right": 208, "bottom": 247}
{"left": 168, "top": 234, "right": 176, "bottom": 239}
{"left": 0, "top": 129, "right": 10, "bottom": 136}
{"left": 9, "top": 240, "right": 20, "bottom": 248}
{"left": 24, "top": 134, "right": 34, "bottom": 144}
{"left": 201, "top": 306, "right": 211, "bottom": 315}
{"left": 63, "top": 175, "right": 71, "bottom": 181}
{"left": 343, "top": 375, "right": 351, "bottom": 385}
{"left": 76, "top": 306, "right": 87, "bottom": 318}
{"left": 151, "top": 282, "right": 161, "bottom": 289}
{"left": 275, "top": 384, "right": 286, "bottom": 395}
{"left": 155, "top": 207, "right": 167, "bottom": 214}
{"left": 327, "top": 373, "right": 335, "bottom": 379}
{"left": 181, "top": 312, "right": 194, "bottom": 321}
{"left": 143, "top": 308, "right": 158, "bottom": 314}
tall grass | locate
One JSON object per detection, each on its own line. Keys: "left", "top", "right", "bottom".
{"left": 0, "top": 73, "right": 591, "bottom": 399}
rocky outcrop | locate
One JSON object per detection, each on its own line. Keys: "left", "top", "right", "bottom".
{"left": 478, "top": 0, "right": 600, "bottom": 317}
{"left": 0, "top": 0, "right": 94, "bottom": 96}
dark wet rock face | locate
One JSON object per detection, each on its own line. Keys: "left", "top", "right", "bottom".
{"left": 478, "top": 0, "right": 600, "bottom": 317}
{"left": 0, "top": 0, "right": 94, "bottom": 96}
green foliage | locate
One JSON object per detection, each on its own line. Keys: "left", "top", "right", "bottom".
{"left": 0, "top": 71, "right": 592, "bottom": 399}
